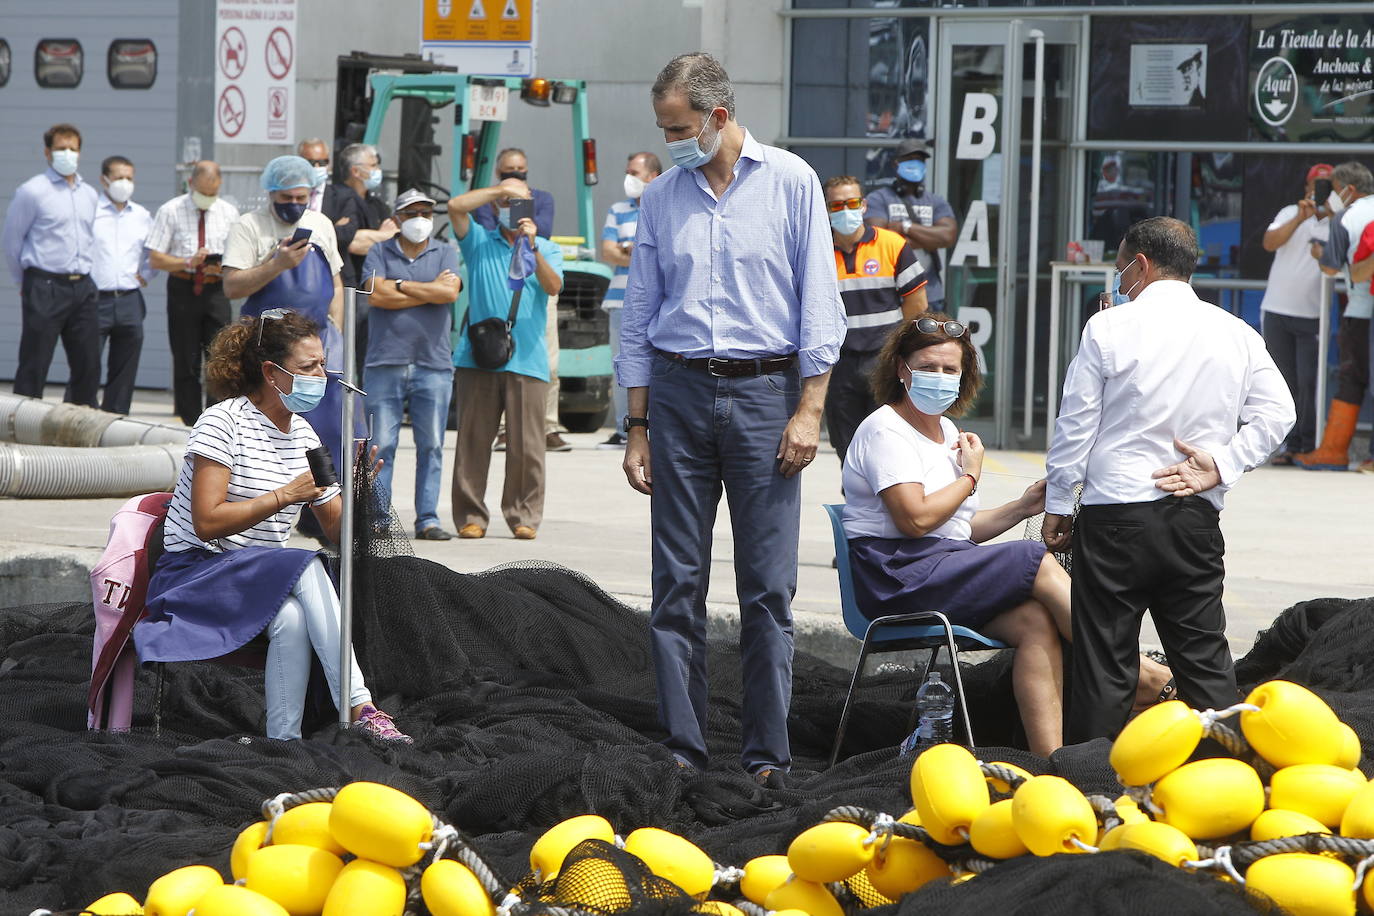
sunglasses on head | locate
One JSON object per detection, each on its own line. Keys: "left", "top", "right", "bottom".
{"left": 826, "top": 197, "right": 864, "bottom": 213}
{"left": 257, "top": 307, "right": 293, "bottom": 346}
{"left": 915, "top": 317, "right": 966, "bottom": 338}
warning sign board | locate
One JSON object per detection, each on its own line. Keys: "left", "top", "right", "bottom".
{"left": 421, "top": 0, "right": 536, "bottom": 75}
{"left": 214, "top": 0, "right": 298, "bottom": 146}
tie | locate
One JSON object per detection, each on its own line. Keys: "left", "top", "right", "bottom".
{"left": 193, "top": 210, "right": 206, "bottom": 296}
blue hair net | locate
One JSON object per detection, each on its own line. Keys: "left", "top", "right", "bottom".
{"left": 260, "top": 155, "right": 315, "bottom": 192}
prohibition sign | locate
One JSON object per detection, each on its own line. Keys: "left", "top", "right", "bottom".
{"left": 218, "top": 27, "right": 246, "bottom": 80}
{"left": 218, "top": 85, "right": 246, "bottom": 138}
{"left": 265, "top": 27, "right": 293, "bottom": 80}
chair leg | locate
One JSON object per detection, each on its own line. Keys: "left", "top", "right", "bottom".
{"left": 830, "top": 637, "right": 877, "bottom": 769}
{"left": 938, "top": 623, "right": 977, "bottom": 748}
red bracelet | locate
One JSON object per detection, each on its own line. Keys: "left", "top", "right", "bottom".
{"left": 962, "top": 473, "right": 978, "bottom": 494}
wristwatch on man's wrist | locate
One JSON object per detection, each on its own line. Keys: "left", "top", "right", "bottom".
{"left": 394, "top": 278, "right": 404, "bottom": 292}
{"left": 623, "top": 415, "right": 649, "bottom": 433}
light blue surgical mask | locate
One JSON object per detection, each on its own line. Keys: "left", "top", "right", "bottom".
{"left": 829, "top": 207, "right": 864, "bottom": 235}
{"left": 364, "top": 168, "right": 383, "bottom": 191}
{"left": 906, "top": 369, "right": 961, "bottom": 416}
{"left": 270, "top": 364, "right": 328, "bottom": 414}
{"left": 51, "top": 149, "right": 80, "bottom": 177}
{"left": 665, "top": 112, "right": 722, "bottom": 171}
{"left": 311, "top": 165, "right": 330, "bottom": 188}
{"left": 1111, "top": 259, "right": 1142, "bottom": 307}
{"left": 896, "top": 158, "right": 926, "bottom": 184}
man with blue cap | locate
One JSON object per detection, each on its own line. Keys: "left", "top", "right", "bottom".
{"left": 863, "top": 138, "right": 958, "bottom": 312}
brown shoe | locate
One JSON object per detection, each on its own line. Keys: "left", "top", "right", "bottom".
{"left": 513, "top": 525, "right": 537, "bottom": 540}
{"left": 493, "top": 432, "right": 507, "bottom": 452}
{"left": 458, "top": 523, "right": 485, "bottom": 539}
{"left": 545, "top": 432, "right": 572, "bottom": 452}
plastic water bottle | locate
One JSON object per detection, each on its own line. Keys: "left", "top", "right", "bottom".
{"left": 899, "top": 671, "right": 956, "bottom": 756}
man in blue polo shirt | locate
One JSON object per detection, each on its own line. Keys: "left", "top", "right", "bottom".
{"left": 360, "top": 189, "right": 462, "bottom": 540}
{"left": 446, "top": 178, "right": 564, "bottom": 540}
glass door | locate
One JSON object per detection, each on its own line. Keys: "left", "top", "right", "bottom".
{"left": 935, "top": 18, "right": 1081, "bottom": 448}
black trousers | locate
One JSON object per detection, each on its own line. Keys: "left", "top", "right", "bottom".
{"left": 1337, "top": 315, "right": 1370, "bottom": 406}
{"left": 1066, "top": 497, "right": 1236, "bottom": 744}
{"left": 166, "top": 276, "right": 231, "bottom": 426}
{"left": 1262, "top": 311, "right": 1318, "bottom": 453}
{"left": 98, "top": 289, "right": 145, "bottom": 415}
{"left": 823, "top": 348, "right": 880, "bottom": 466}
{"left": 14, "top": 269, "right": 100, "bottom": 406}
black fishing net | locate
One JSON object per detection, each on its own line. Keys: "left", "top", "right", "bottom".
{"left": 0, "top": 464, "right": 1370, "bottom": 914}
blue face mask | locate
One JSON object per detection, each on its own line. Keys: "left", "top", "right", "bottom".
{"left": 906, "top": 369, "right": 962, "bottom": 416}
{"left": 1110, "top": 259, "right": 1142, "bottom": 306}
{"left": 364, "top": 168, "right": 383, "bottom": 191}
{"left": 665, "top": 112, "right": 722, "bottom": 171}
{"left": 273, "top": 200, "right": 308, "bottom": 225}
{"left": 829, "top": 207, "right": 864, "bottom": 235}
{"left": 896, "top": 158, "right": 927, "bottom": 184}
{"left": 270, "top": 364, "right": 328, "bottom": 414}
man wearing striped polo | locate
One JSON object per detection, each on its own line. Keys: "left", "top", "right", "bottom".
{"left": 823, "top": 174, "right": 927, "bottom": 464}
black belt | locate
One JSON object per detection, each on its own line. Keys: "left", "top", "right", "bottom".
{"left": 26, "top": 267, "right": 88, "bottom": 283}
{"left": 659, "top": 350, "right": 797, "bottom": 378}
{"left": 99, "top": 288, "right": 140, "bottom": 297}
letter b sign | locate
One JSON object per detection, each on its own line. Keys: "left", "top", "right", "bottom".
{"left": 955, "top": 92, "right": 999, "bottom": 160}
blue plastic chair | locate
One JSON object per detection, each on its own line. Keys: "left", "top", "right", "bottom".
{"left": 824, "top": 503, "right": 1008, "bottom": 767}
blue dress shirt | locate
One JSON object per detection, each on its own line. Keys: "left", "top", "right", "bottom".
{"left": 615, "top": 130, "right": 846, "bottom": 388}
{"left": 91, "top": 194, "right": 153, "bottom": 291}
{"left": 2, "top": 167, "right": 99, "bottom": 284}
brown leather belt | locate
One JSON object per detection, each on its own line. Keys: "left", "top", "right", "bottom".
{"left": 170, "top": 271, "right": 221, "bottom": 284}
{"left": 659, "top": 351, "right": 797, "bottom": 378}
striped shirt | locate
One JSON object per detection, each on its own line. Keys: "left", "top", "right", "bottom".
{"left": 145, "top": 193, "right": 240, "bottom": 261}
{"left": 163, "top": 396, "right": 339, "bottom": 554}
{"left": 600, "top": 197, "right": 639, "bottom": 309}
{"left": 834, "top": 226, "right": 925, "bottom": 352}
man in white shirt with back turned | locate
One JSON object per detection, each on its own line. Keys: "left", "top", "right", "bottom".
{"left": 1043, "top": 217, "right": 1294, "bottom": 743}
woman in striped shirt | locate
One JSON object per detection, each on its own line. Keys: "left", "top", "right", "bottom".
{"left": 135, "top": 312, "right": 408, "bottom": 742}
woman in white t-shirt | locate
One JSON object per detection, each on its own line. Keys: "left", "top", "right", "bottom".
{"left": 134, "top": 312, "right": 409, "bottom": 743}
{"left": 841, "top": 315, "right": 1169, "bottom": 756}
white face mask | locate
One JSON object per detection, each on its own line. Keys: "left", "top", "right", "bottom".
{"left": 105, "top": 178, "right": 134, "bottom": 203}
{"left": 623, "top": 173, "right": 646, "bottom": 199}
{"left": 51, "top": 149, "right": 80, "bottom": 177}
{"left": 1329, "top": 187, "right": 1348, "bottom": 215}
{"left": 400, "top": 216, "right": 433, "bottom": 244}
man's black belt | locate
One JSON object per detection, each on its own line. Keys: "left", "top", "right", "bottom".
{"left": 99, "top": 288, "right": 140, "bottom": 297}
{"left": 660, "top": 351, "right": 797, "bottom": 378}
{"left": 26, "top": 267, "right": 87, "bottom": 282}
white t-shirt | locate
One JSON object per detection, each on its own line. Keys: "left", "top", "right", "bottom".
{"left": 222, "top": 207, "right": 344, "bottom": 278}
{"left": 1259, "top": 204, "right": 1329, "bottom": 319}
{"left": 164, "top": 396, "right": 340, "bottom": 554}
{"left": 841, "top": 407, "right": 977, "bottom": 541}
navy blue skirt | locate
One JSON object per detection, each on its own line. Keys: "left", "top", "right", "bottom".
{"left": 848, "top": 536, "right": 1045, "bottom": 629}
{"left": 134, "top": 546, "right": 320, "bottom": 663}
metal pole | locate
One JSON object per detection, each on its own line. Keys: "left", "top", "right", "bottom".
{"left": 337, "top": 284, "right": 358, "bottom": 728}
{"left": 1047, "top": 264, "right": 1061, "bottom": 446}
{"left": 1022, "top": 29, "right": 1045, "bottom": 442}
{"left": 1316, "top": 273, "right": 1336, "bottom": 443}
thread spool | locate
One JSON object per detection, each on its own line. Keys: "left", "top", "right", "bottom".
{"left": 305, "top": 446, "right": 338, "bottom": 487}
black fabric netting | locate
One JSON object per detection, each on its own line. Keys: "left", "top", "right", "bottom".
{"left": 0, "top": 466, "right": 1370, "bottom": 913}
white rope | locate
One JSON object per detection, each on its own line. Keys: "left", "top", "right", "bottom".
{"left": 865, "top": 812, "right": 897, "bottom": 857}
{"left": 1352, "top": 853, "right": 1374, "bottom": 891}
{"left": 261, "top": 791, "right": 293, "bottom": 843}
{"left": 496, "top": 890, "right": 523, "bottom": 916}
{"left": 1068, "top": 836, "right": 1099, "bottom": 853}
{"left": 613, "top": 833, "right": 626, "bottom": 849}
{"left": 419, "top": 823, "right": 460, "bottom": 859}
{"left": 1186, "top": 846, "right": 1245, "bottom": 885}
{"left": 713, "top": 864, "right": 746, "bottom": 886}
{"left": 1198, "top": 703, "right": 1260, "bottom": 729}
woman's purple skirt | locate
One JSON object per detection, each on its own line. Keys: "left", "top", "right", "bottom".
{"left": 134, "top": 546, "right": 319, "bottom": 663}
{"left": 848, "top": 535, "right": 1045, "bottom": 628}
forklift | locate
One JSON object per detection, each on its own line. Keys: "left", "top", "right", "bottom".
{"left": 336, "top": 55, "right": 614, "bottom": 432}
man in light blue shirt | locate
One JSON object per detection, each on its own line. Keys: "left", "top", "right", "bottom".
{"left": 616, "top": 53, "right": 846, "bottom": 786}
{"left": 91, "top": 155, "right": 153, "bottom": 415}
{"left": 446, "top": 179, "right": 564, "bottom": 540}
{"left": 1, "top": 123, "right": 100, "bottom": 406}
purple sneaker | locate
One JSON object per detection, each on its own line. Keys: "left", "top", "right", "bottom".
{"left": 353, "top": 704, "right": 413, "bottom": 744}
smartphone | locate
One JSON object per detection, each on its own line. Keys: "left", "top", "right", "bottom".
{"left": 289, "top": 227, "right": 312, "bottom": 246}
{"left": 507, "top": 197, "right": 535, "bottom": 228}
{"left": 202, "top": 253, "right": 222, "bottom": 265}
{"left": 1314, "top": 178, "right": 1333, "bottom": 207}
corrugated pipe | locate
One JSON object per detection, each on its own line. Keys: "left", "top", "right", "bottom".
{"left": 0, "top": 393, "right": 189, "bottom": 447}
{"left": 0, "top": 442, "right": 183, "bottom": 498}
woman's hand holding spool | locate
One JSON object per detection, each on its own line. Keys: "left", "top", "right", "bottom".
{"left": 277, "top": 472, "right": 329, "bottom": 509}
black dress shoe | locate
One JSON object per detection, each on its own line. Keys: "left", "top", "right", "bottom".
{"left": 415, "top": 526, "right": 455, "bottom": 541}
{"left": 753, "top": 767, "right": 787, "bottom": 790}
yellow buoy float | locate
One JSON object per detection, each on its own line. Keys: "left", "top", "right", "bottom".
{"left": 763, "top": 876, "right": 844, "bottom": 916}
{"left": 1240, "top": 681, "right": 1344, "bottom": 769}
{"left": 321, "top": 859, "right": 408, "bottom": 916}
{"left": 1336, "top": 723, "right": 1362, "bottom": 769}
{"left": 1152, "top": 758, "right": 1265, "bottom": 840}
{"left": 1246, "top": 853, "right": 1356, "bottom": 916}
{"left": 1251, "top": 808, "right": 1331, "bottom": 842}
{"left": 785, "top": 821, "right": 874, "bottom": 883}
{"left": 738, "top": 855, "right": 793, "bottom": 906}
{"left": 1109, "top": 701, "right": 1203, "bottom": 787}
{"left": 1110, "top": 822, "right": 1197, "bottom": 868}
{"left": 1011, "top": 776, "right": 1097, "bottom": 856}
{"left": 328, "top": 783, "right": 433, "bottom": 869}
{"left": 231, "top": 822, "right": 271, "bottom": 882}
{"left": 909, "top": 743, "right": 990, "bottom": 845}
{"left": 983, "top": 762, "right": 1034, "bottom": 795}
{"left": 528, "top": 814, "right": 616, "bottom": 881}
{"left": 143, "top": 864, "right": 223, "bottom": 916}
{"left": 187, "top": 884, "right": 289, "bottom": 916}
{"left": 421, "top": 860, "right": 495, "bottom": 916}
{"left": 273, "top": 802, "right": 347, "bottom": 857}
{"left": 1340, "top": 779, "right": 1374, "bottom": 837}
{"left": 695, "top": 902, "right": 747, "bottom": 916}
{"left": 622, "top": 827, "right": 715, "bottom": 899}
{"left": 552, "top": 853, "right": 633, "bottom": 911}
{"left": 969, "top": 799, "right": 1029, "bottom": 860}
{"left": 1268, "top": 765, "right": 1365, "bottom": 828}
{"left": 864, "top": 836, "right": 948, "bottom": 900}
{"left": 244, "top": 844, "right": 343, "bottom": 916}
{"left": 84, "top": 892, "right": 144, "bottom": 915}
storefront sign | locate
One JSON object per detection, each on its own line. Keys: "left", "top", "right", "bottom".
{"left": 1250, "top": 15, "right": 1374, "bottom": 142}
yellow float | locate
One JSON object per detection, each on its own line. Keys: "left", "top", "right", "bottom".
{"left": 1110, "top": 822, "right": 1197, "bottom": 867}
{"left": 187, "top": 884, "right": 289, "bottom": 916}
{"left": 969, "top": 799, "right": 1029, "bottom": 860}
{"left": 1011, "top": 776, "right": 1097, "bottom": 856}
{"left": 552, "top": 853, "right": 633, "bottom": 911}
{"left": 528, "top": 814, "right": 616, "bottom": 881}
{"left": 738, "top": 855, "right": 792, "bottom": 906}
{"left": 328, "top": 783, "right": 433, "bottom": 868}
{"left": 1341, "top": 779, "right": 1374, "bottom": 837}
{"left": 1109, "top": 701, "right": 1203, "bottom": 786}
{"left": 1336, "top": 723, "right": 1362, "bottom": 769}
{"left": 1246, "top": 853, "right": 1355, "bottom": 916}
{"left": 763, "top": 876, "right": 844, "bottom": 916}
{"left": 622, "top": 827, "right": 715, "bottom": 898}
{"left": 864, "top": 835, "right": 948, "bottom": 900}
{"left": 274, "top": 802, "right": 348, "bottom": 857}
{"left": 695, "top": 902, "right": 747, "bottom": 916}
{"left": 983, "top": 762, "right": 1034, "bottom": 795}
{"left": 1152, "top": 758, "right": 1265, "bottom": 840}
{"left": 143, "top": 864, "right": 222, "bottom": 916}
{"left": 84, "top": 892, "right": 144, "bottom": 915}
{"left": 421, "top": 860, "right": 496, "bottom": 916}
{"left": 1251, "top": 809, "right": 1331, "bottom": 842}
{"left": 1240, "top": 681, "right": 1344, "bottom": 769}
{"left": 1268, "top": 765, "right": 1365, "bottom": 827}
{"left": 785, "top": 821, "right": 874, "bottom": 883}
{"left": 231, "top": 822, "right": 271, "bottom": 882}
{"left": 244, "top": 843, "right": 344, "bottom": 916}
{"left": 321, "top": 859, "right": 407, "bottom": 916}
{"left": 909, "top": 743, "right": 989, "bottom": 845}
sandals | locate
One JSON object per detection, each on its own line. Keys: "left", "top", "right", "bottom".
{"left": 353, "top": 704, "right": 413, "bottom": 743}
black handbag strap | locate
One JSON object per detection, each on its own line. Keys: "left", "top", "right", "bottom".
{"left": 460, "top": 272, "right": 527, "bottom": 334}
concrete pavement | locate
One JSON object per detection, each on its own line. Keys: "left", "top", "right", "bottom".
{"left": 2, "top": 389, "right": 1371, "bottom": 664}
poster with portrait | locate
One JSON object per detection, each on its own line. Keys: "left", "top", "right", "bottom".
{"left": 1128, "top": 44, "right": 1207, "bottom": 108}
{"left": 1250, "top": 14, "right": 1374, "bottom": 142}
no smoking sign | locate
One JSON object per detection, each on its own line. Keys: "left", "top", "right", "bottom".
{"left": 217, "top": 85, "right": 246, "bottom": 138}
